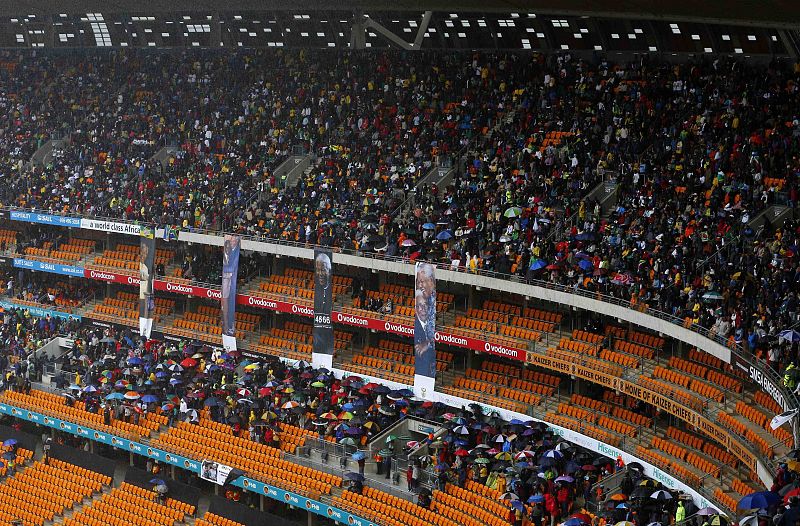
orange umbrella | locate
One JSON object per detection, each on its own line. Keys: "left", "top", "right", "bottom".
{"left": 609, "top": 494, "right": 628, "bottom": 502}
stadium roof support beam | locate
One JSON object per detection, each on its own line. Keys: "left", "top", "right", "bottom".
{"left": 413, "top": 10, "right": 432, "bottom": 48}
{"left": 352, "top": 11, "right": 432, "bottom": 50}
{"left": 778, "top": 29, "right": 799, "bottom": 60}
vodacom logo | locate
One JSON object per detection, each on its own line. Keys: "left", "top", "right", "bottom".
{"left": 166, "top": 282, "right": 193, "bottom": 294}
{"left": 248, "top": 296, "right": 277, "bottom": 309}
{"left": 335, "top": 312, "right": 368, "bottom": 326}
{"left": 484, "top": 341, "right": 519, "bottom": 358}
{"left": 385, "top": 322, "right": 413, "bottom": 335}
{"left": 127, "top": 276, "right": 140, "bottom": 285}
{"left": 435, "top": 332, "right": 468, "bottom": 346}
{"left": 291, "top": 304, "right": 313, "bottom": 316}
{"left": 206, "top": 289, "right": 222, "bottom": 300}
{"left": 90, "top": 270, "right": 115, "bottom": 281}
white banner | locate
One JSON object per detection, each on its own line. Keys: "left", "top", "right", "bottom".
{"left": 200, "top": 459, "right": 233, "bottom": 486}
{"left": 80, "top": 218, "right": 141, "bottom": 236}
{"left": 770, "top": 409, "right": 798, "bottom": 430}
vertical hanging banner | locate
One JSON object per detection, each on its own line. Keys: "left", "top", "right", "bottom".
{"left": 138, "top": 227, "right": 156, "bottom": 338}
{"left": 414, "top": 262, "right": 436, "bottom": 397}
{"left": 221, "top": 234, "right": 241, "bottom": 352}
{"left": 312, "top": 249, "right": 334, "bottom": 369}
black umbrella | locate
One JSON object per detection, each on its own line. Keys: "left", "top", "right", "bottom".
{"left": 344, "top": 473, "right": 365, "bottom": 482}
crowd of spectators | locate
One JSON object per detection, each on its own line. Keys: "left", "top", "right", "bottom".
{"left": 0, "top": 51, "right": 797, "bottom": 374}
{"left": 0, "top": 51, "right": 795, "bottom": 368}
{"left": 0, "top": 319, "right": 745, "bottom": 526}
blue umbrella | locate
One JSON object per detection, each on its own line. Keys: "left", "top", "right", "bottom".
{"left": 351, "top": 451, "right": 366, "bottom": 461}
{"left": 156, "top": 371, "right": 169, "bottom": 378}
{"left": 780, "top": 330, "right": 800, "bottom": 343}
{"left": 543, "top": 450, "right": 563, "bottom": 459}
{"left": 617, "top": 503, "right": 629, "bottom": 509}
{"left": 529, "top": 259, "right": 547, "bottom": 271}
{"left": 738, "top": 491, "right": 780, "bottom": 510}
{"left": 342, "top": 403, "right": 355, "bottom": 411}
{"left": 149, "top": 478, "right": 166, "bottom": 485}
{"left": 453, "top": 425, "right": 470, "bottom": 435}
{"left": 141, "top": 395, "right": 159, "bottom": 403}
{"left": 435, "top": 463, "right": 449, "bottom": 471}
{"left": 169, "top": 378, "right": 183, "bottom": 385}
{"left": 398, "top": 389, "right": 414, "bottom": 397}
{"left": 423, "top": 223, "right": 436, "bottom": 230}
{"left": 574, "top": 232, "right": 595, "bottom": 241}
{"left": 436, "top": 230, "right": 453, "bottom": 241}
{"left": 83, "top": 385, "right": 98, "bottom": 393}
{"left": 127, "top": 357, "right": 143, "bottom": 365}
{"left": 528, "top": 495, "right": 545, "bottom": 503}
{"left": 105, "top": 393, "right": 124, "bottom": 400}
{"left": 510, "top": 501, "right": 524, "bottom": 511}
{"left": 2, "top": 439, "right": 17, "bottom": 447}
{"left": 578, "top": 259, "right": 593, "bottom": 271}
{"left": 68, "top": 384, "right": 81, "bottom": 391}
{"left": 563, "top": 518, "right": 586, "bottom": 526}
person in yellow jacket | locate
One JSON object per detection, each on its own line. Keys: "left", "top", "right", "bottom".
{"left": 675, "top": 501, "right": 686, "bottom": 524}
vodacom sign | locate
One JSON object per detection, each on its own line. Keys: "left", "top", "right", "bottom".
{"left": 246, "top": 296, "right": 277, "bottom": 310}
{"left": 384, "top": 322, "right": 413, "bottom": 336}
{"left": 165, "top": 282, "right": 194, "bottom": 295}
{"left": 334, "top": 312, "right": 369, "bottom": 326}
{"left": 291, "top": 304, "right": 313, "bottom": 317}
{"left": 88, "top": 270, "right": 116, "bottom": 281}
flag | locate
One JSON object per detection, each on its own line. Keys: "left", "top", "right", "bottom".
{"left": 162, "top": 225, "right": 179, "bottom": 241}
{"left": 770, "top": 409, "right": 798, "bottom": 430}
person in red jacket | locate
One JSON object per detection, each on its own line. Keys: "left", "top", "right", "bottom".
{"left": 544, "top": 491, "right": 559, "bottom": 526}
{"left": 557, "top": 484, "right": 572, "bottom": 516}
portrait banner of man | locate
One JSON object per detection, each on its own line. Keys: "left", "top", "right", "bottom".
{"left": 312, "top": 249, "right": 334, "bottom": 369}
{"left": 221, "top": 234, "right": 241, "bottom": 352}
{"left": 414, "top": 262, "right": 436, "bottom": 396}
{"left": 138, "top": 226, "right": 156, "bottom": 338}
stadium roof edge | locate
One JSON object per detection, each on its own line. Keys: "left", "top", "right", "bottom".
{"left": 0, "top": 0, "right": 798, "bottom": 29}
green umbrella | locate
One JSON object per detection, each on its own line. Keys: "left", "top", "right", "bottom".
{"left": 385, "top": 435, "right": 398, "bottom": 443}
{"left": 504, "top": 207, "right": 522, "bottom": 218}
{"left": 474, "top": 458, "right": 490, "bottom": 464}
{"left": 310, "top": 381, "right": 326, "bottom": 388}
{"left": 339, "top": 437, "right": 356, "bottom": 446}
{"left": 378, "top": 448, "right": 394, "bottom": 457}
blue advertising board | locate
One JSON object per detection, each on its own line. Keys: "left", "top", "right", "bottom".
{"left": 13, "top": 258, "right": 84, "bottom": 277}
{"left": 9, "top": 210, "right": 82, "bottom": 228}
{"left": 0, "top": 299, "right": 81, "bottom": 321}
{"left": 0, "top": 402, "right": 373, "bottom": 526}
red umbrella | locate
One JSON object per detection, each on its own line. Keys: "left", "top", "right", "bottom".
{"left": 571, "top": 513, "right": 592, "bottom": 524}
{"left": 180, "top": 358, "right": 197, "bottom": 368}
{"left": 454, "top": 448, "right": 470, "bottom": 457}
{"left": 258, "top": 387, "right": 271, "bottom": 396}
{"left": 363, "top": 383, "right": 379, "bottom": 389}
{"left": 784, "top": 488, "right": 800, "bottom": 503}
